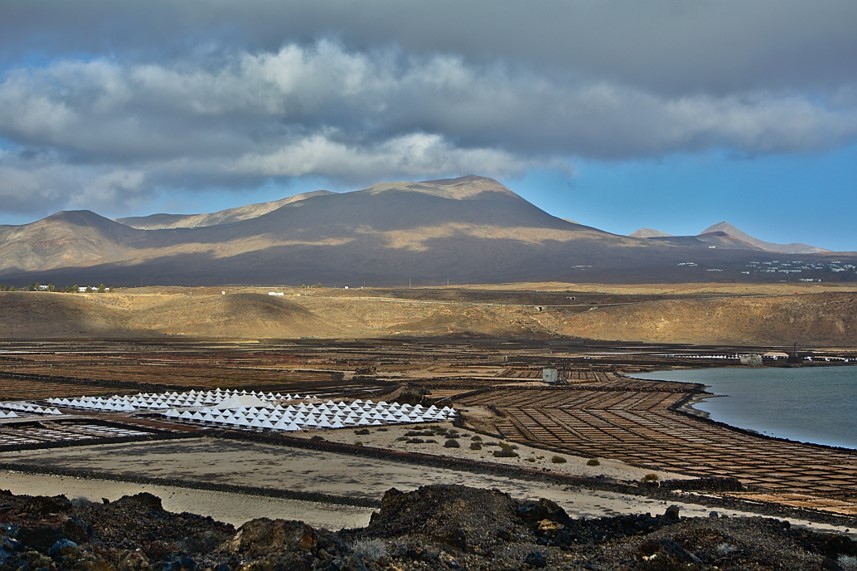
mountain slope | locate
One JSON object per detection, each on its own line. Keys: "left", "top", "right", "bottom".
{"left": 117, "top": 190, "right": 333, "bottom": 229}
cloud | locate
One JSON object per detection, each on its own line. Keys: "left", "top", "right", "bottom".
{"left": 2, "top": 1, "right": 857, "bottom": 218}
{"left": 4, "top": 1, "right": 857, "bottom": 95}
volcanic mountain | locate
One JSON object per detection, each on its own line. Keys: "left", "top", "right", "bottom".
{"left": 631, "top": 222, "right": 829, "bottom": 255}
{"left": 697, "top": 222, "right": 829, "bottom": 254}
{"left": 0, "top": 176, "right": 850, "bottom": 286}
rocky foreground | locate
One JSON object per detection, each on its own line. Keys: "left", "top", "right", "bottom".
{"left": 2, "top": 484, "right": 856, "bottom": 570}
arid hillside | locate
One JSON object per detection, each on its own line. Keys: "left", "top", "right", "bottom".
{"left": 2, "top": 284, "right": 854, "bottom": 347}
{"left": 560, "top": 292, "right": 857, "bottom": 346}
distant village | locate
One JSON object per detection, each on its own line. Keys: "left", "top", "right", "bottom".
{"left": 676, "top": 259, "right": 857, "bottom": 281}
{"left": 0, "top": 283, "right": 109, "bottom": 293}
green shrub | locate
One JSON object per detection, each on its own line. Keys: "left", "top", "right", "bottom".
{"left": 551, "top": 455, "right": 567, "bottom": 464}
{"left": 642, "top": 473, "right": 660, "bottom": 482}
{"left": 493, "top": 446, "right": 519, "bottom": 458}
{"left": 586, "top": 458, "right": 600, "bottom": 466}
{"left": 444, "top": 439, "right": 461, "bottom": 448}
{"left": 470, "top": 442, "right": 482, "bottom": 450}
{"left": 354, "top": 428, "right": 370, "bottom": 435}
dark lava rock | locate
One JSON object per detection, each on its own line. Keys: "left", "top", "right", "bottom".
{"left": 17, "top": 523, "right": 64, "bottom": 552}
{"left": 663, "top": 505, "right": 681, "bottom": 523}
{"left": 660, "top": 476, "right": 745, "bottom": 492}
{"left": 216, "top": 518, "right": 346, "bottom": 570}
{"left": 1, "top": 485, "right": 856, "bottom": 570}
{"left": 367, "top": 485, "right": 522, "bottom": 551}
{"left": 524, "top": 550, "right": 547, "bottom": 568}
{"left": 517, "top": 498, "right": 573, "bottom": 527}
{"left": 62, "top": 515, "right": 92, "bottom": 544}
{"left": 48, "top": 538, "right": 79, "bottom": 557}
{"left": 25, "top": 494, "right": 72, "bottom": 516}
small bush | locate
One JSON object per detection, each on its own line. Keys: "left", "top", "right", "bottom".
{"left": 525, "top": 457, "right": 536, "bottom": 463}
{"left": 351, "top": 538, "right": 388, "bottom": 562}
{"left": 354, "top": 441, "right": 363, "bottom": 447}
{"left": 586, "top": 458, "right": 600, "bottom": 466}
{"left": 471, "top": 435, "right": 482, "bottom": 441}
{"left": 493, "top": 447, "right": 519, "bottom": 458}
{"left": 443, "top": 438, "right": 460, "bottom": 448}
{"left": 405, "top": 430, "right": 433, "bottom": 437}
{"left": 376, "top": 427, "right": 388, "bottom": 432}
{"left": 470, "top": 442, "right": 482, "bottom": 450}
{"left": 406, "top": 438, "right": 425, "bottom": 444}
{"left": 354, "top": 428, "right": 370, "bottom": 435}
{"left": 310, "top": 435, "right": 324, "bottom": 441}
{"left": 551, "top": 455, "right": 567, "bottom": 464}
{"left": 395, "top": 436, "right": 408, "bottom": 441}
{"left": 642, "top": 473, "right": 660, "bottom": 482}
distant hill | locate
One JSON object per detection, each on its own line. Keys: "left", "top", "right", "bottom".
{"left": 0, "top": 176, "right": 852, "bottom": 286}
{"left": 630, "top": 228, "right": 672, "bottom": 239}
{"left": 699, "top": 222, "right": 829, "bottom": 254}
{"left": 633, "top": 221, "right": 830, "bottom": 255}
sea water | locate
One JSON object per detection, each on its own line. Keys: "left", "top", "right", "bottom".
{"left": 633, "top": 366, "right": 857, "bottom": 450}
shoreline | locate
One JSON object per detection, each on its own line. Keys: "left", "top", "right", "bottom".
{"left": 629, "top": 367, "right": 857, "bottom": 453}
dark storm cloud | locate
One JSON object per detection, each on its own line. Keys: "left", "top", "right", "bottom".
{"left": 5, "top": 0, "right": 857, "bottom": 93}
{"left": 1, "top": 0, "right": 856, "bottom": 216}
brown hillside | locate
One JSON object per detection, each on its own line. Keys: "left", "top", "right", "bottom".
{"left": 562, "top": 293, "right": 857, "bottom": 345}
{"left": 2, "top": 286, "right": 855, "bottom": 346}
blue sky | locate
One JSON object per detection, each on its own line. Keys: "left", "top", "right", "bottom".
{"left": 1, "top": 1, "right": 856, "bottom": 251}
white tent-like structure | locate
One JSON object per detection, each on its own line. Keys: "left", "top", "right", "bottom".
{"left": 41, "top": 387, "right": 456, "bottom": 434}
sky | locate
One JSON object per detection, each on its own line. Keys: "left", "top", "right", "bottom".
{"left": 1, "top": 1, "right": 856, "bottom": 250}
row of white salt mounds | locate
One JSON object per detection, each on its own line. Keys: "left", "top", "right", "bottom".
{"left": 0, "top": 401, "right": 63, "bottom": 416}
{"left": 158, "top": 399, "right": 456, "bottom": 432}
{"left": 46, "top": 388, "right": 313, "bottom": 413}
{"left": 0, "top": 410, "right": 19, "bottom": 419}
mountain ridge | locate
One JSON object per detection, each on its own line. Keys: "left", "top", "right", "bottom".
{"left": 0, "top": 176, "right": 852, "bottom": 286}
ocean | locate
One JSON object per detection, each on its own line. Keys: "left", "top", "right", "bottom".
{"left": 633, "top": 366, "right": 857, "bottom": 450}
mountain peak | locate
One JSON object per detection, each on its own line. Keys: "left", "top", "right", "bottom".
{"left": 630, "top": 228, "right": 672, "bottom": 239}
{"left": 43, "top": 210, "right": 116, "bottom": 228}
{"left": 701, "top": 221, "right": 741, "bottom": 235}
{"left": 361, "top": 175, "right": 519, "bottom": 201}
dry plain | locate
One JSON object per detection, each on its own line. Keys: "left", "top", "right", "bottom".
{"left": 1, "top": 283, "right": 856, "bottom": 537}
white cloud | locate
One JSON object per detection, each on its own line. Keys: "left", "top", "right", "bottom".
{"left": 1, "top": 39, "right": 857, "bottom": 217}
